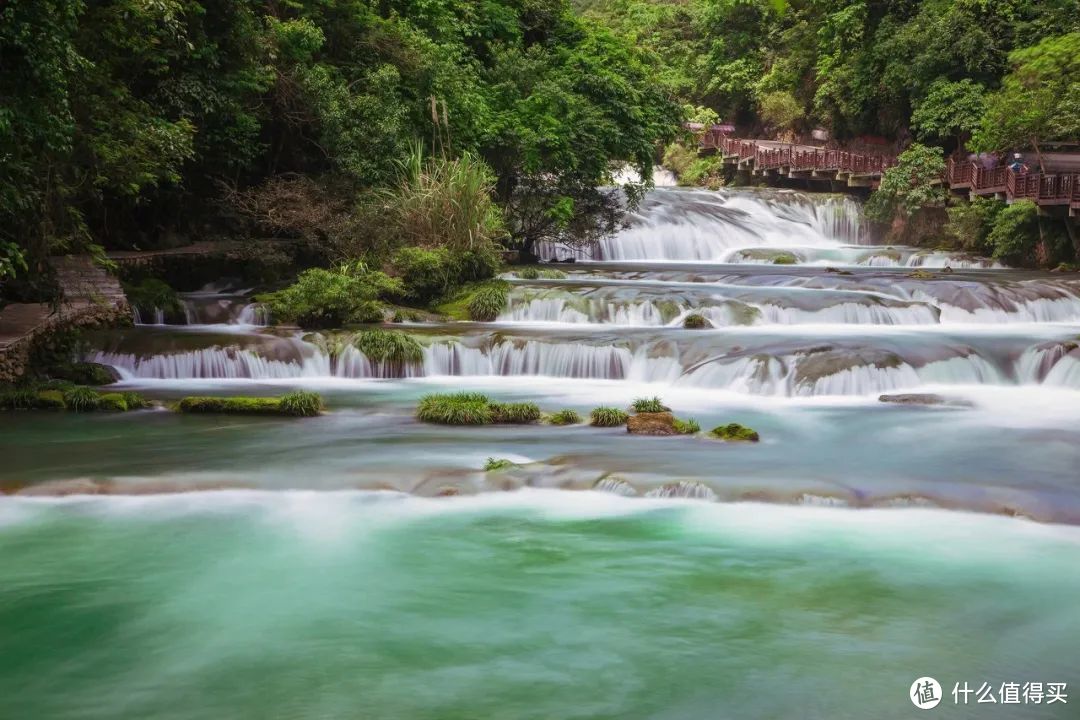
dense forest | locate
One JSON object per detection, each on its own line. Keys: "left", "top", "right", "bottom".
{"left": 2, "top": 0, "right": 1080, "bottom": 308}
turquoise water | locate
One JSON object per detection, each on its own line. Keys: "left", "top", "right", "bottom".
{"left": 1, "top": 491, "right": 1078, "bottom": 719}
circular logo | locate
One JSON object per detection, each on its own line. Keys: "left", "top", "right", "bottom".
{"left": 910, "top": 677, "right": 943, "bottom": 710}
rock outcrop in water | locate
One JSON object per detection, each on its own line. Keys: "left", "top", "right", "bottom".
{"left": 627, "top": 411, "right": 678, "bottom": 435}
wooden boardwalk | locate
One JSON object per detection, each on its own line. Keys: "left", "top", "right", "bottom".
{"left": 700, "top": 129, "right": 1080, "bottom": 215}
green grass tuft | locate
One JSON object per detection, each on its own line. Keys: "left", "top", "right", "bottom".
{"left": 672, "top": 418, "right": 700, "bottom": 434}
{"left": 279, "top": 390, "right": 324, "bottom": 417}
{"left": 489, "top": 401, "right": 541, "bottom": 424}
{"left": 515, "top": 267, "right": 567, "bottom": 280}
{"left": 631, "top": 396, "right": 669, "bottom": 413}
{"left": 547, "top": 409, "right": 581, "bottom": 425}
{"left": 484, "top": 457, "right": 519, "bottom": 472}
{"left": 590, "top": 406, "right": 629, "bottom": 427}
{"left": 709, "top": 423, "right": 760, "bottom": 442}
{"left": 120, "top": 391, "right": 152, "bottom": 409}
{"left": 353, "top": 329, "right": 424, "bottom": 364}
{"left": 0, "top": 387, "right": 42, "bottom": 410}
{"left": 63, "top": 386, "right": 101, "bottom": 412}
{"left": 416, "top": 392, "right": 492, "bottom": 425}
{"left": 772, "top": 253, "right": 798, "bottom": 265}
{"left": 467, "top": 282, "right": 510, "bottom": 321}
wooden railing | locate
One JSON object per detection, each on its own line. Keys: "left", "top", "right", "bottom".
{"left": 947, "top": 158, "right": 1080, "bottom": 207}
{"left": 715, "top": 137, "right": 896, "bottom": 176}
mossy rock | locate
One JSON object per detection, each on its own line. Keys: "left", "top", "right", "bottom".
{"left": 682, "top": 313, "right": 711, "bottom": 329}
{"left": 48, "top": 362, "right": 120, "bottom": 386}
{"left": 35, "top": 390, "right": 66, "bottom": 410}
{"left": 435, "top": 281, "right": 510, "bottom": 321}
{"left": 0, "top": 388, "right": 66, "bottom": 410}
{"left": 772, "top": 253, "right": 798, "bottom": 265}
{"left": 97, "top": 393, "right": 130, "bottom": 412}
{"left": 672, "top": 418, "right": 700, "bottom": 434}
{"left": 907, "top": 270, "right": 935, "bottom": 279}
{"left": 483, "top": 457, "right": 519, "bottom": 472}
{"left": 709, "top": 423, "right": 760, "bottom": 442}
{"left": 176, "top": 393, "right": 323, "bottom": 417}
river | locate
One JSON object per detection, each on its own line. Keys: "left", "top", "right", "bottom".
{"left": 1, "top": 187, "right": 1078, "bottom": 718}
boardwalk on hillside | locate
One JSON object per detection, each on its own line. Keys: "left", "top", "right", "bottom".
{"left": 698, "top": 128, "right": 1080, "bottom": 216}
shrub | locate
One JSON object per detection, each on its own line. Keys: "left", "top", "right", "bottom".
{"left": 673, "top": 418, "right": 700, "bottom": 434}
{"left": 758, "top": 90, "right": 803, "bottom": 131}
{"left": 632, "top": 396, "right": 669, "bottom": 413}
{"left": 374, "top": 147, "right": 507, "bottom": 254}
{"left": 393, "top": 246, "right": 458, "bottom": 303}
{"left": 484, "top": 457, "right": 518, "bottom": 472}
{"left": 123, "top": 278, "right": 184, "bottom": 320}
{"left": 548, "top": 409, "right": 581, "bottom": 425}
{"left": 987, "top": 200, "right": 1040, "bottom": 266}
{"left": 260, "top": 265, "right": 402, "bottom": 329}
{"left": 63, "top": 386, "right": 101, "bottom": 412}
{"left": 865, "top": 144, "right": 947, "bottom": 222}
{"left": 279, "top": 390, "right": 324, "bottom": 417}
{"left": 590, "top": 406, "right": 629, "bottom": 427}
{"left": 489, "top": 401, "right": 541, "bottom": 424}
{"left": 710, "top": 423, "right": 760, "bottom": 442}
{"left": 353, "top": 330, "right": 424, "bottom": 365}
{"left": 683, "top": 314, "right": 710, "bottom": 329}
{"left": 416, "top": 392, "right": 492, "bottom": 425}
{"left": 944, "top": 197, "right": 1005, "bottom": 253}
{"left": 662, "top": 142, "right": 699, "bottom": 178}
{"left": 467, "top": 282, "right": 509, "bottom": 321}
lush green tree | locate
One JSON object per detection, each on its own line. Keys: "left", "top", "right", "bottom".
{"left": 973, "top": 32, "right": 1080, "bottom": 166}
{"left": 911, "top": 78, "right": 986, "bottom": 147}
{"left": 865, "top": 144, "right": 947, "bottom": 222}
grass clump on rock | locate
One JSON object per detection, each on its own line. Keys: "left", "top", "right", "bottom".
{"left": 466, "top": 282, "right": 510, "bottom": 321}
{"left": 710, "top": 423, "right": 760, "bottom": 442}
{"left": 772, "top": 253, "right": 798, "bottom": 265}
{"left": 63, "top": 386, "right": 101, "bottom": 412}
{"left": 548, "top": 409, "right": 581, "bottom": 425}
{"left": 416, "top": 392, "right": 492, "bottom": 425}
{"left": 489, "top": 401, "right": 541, "bottom": 424}
{"left": 631, "top": 396, "right": 669, "bottom": 413}
{"left": 682, "top": 314, "right": 711, "bottom": 329}
{"left": 353, "top": 329, "right": 424, "bottom": 364}
{"left": 590, "top": 406, "right": 629, "bottom": 427}
{"left": 484, "top": 457, "right": 519, "bottom": 472}
{"left": 673, "top": 418, "right": 700, "bottom": 434}
{"left": 177, "top": 392, "right": 324, "bottom": 417}
{"left": 515, "top": 267, "right": 567, "bottom": 280}
{"left": 279, "top": 390, "right": 324, "bottom": 417}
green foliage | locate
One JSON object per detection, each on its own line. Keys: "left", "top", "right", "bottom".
{"left": 120, "top": 391, "right": 151, "bottom": 410}
{"left": 672, "top": 418, "right": 701, "bottom": 435}
{"left": 488, "top": 402, "right": 541, "bottom": 424}
{"left": 123, "top": 279, "right": 183, "bottom": 318}
{"left": 683, "top": 314, "right": 711, "bottom": 329}
{"left": 911, "top": 79, "right": 986, "bottom": 144}
{"left": 416, "top": 392, "right": 492, "bottom": 425}
{"left": 631, "top": 397, "right": 669, "bottom": 413}
{"left": 353, "top": 330, "right": 424, "bottom": 365}
{"left": 261, "top": 266, "right": 401, "bottom": 329}
{"left": 662, "top": 143, "right": 701, "bottom": 180}
{"left": 0, "top": 387, "right": 44, "bottom": 410}
{"left": 590, "top": 406, "right": 629, "bottom": 427}
{"left": 710, "top": 423, "right": 760, "bottom": 442}
{"left": 392, "top": 245, "right": 502, "bottom": 305}
{"left": 772, "top": 253, "right": 798, "bottom": 265}
{"left": 466, "top": 282, "right": 510, "bottom": 321}
{"left": 987, "top": 200, "right": 1040, "bottom": 266}
{"left": 944, "top": 198, "right": 1006, "bottom": 253}
{"left": 548, "top": 409, "right": 582, "bottom": 425}
{"left": 97, "top": 393, "right": 129, "bottom": 412}
{"left": 866, "top": 145, "right": 947, "bottom": 222}
{"left": 278, "top": 390, "right": 324, "bottom": 417}
{"left": 484, "top": 458, "right": 519, "bottom": 472}
{"left": 62, "top": 386, "right": 100, "bottom": 412}
{"left": 757, "top": 91, "right": 802, "bottom": 131}
{"left": 177, "top": 394, "right": 319, "bottom": 416}
{"left": 973, "top": 33, "right": 1080, "bottom": 155}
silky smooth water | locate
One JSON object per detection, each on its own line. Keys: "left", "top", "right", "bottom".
{"left": 2, "top": 187, "right": 1079, "bottom": 718}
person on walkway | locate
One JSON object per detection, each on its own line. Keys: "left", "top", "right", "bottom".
{"left": 1008, "top": 153, "right": 1025, "bottom": 172}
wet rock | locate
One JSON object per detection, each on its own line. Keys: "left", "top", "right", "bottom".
{"left": 878, "top": 393, "right": 974, "bottom": 407}
{"left": 436, "top": 486, "right": 461, "bottom": 497}
{"left": 593, "top": 476, "right": 638, "bottom": 496}
{"left": 682, "top": 313, "right": 711, "bottom": 329}
{"left": 824, "top": 266, "right": 854, "bottom": 275}
{"left": 645, "top": 481, "right": 718, "bottom": 500}
{"left": 626, "top": 411, "right": 678, "bottom": 436}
